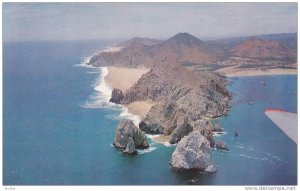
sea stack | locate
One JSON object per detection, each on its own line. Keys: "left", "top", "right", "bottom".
{"left": 113, "top": 119, "right": 149, "bottom": 155}
{"left": 109, "top": 88, "right": 124, "bottom": 104}
{"left": 170, "top": 131, "right": 216, "bottom": 173}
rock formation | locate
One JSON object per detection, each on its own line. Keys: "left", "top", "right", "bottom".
{"left": 123, "top": 137, "right": 137, "bottom": 155}
{"left": 113, "top": 119, "right": 149, "bottom": 153}
{"left": 170, "top": 131, "right": 215, "bottom": 172}
{"left": 192, "top": 120, "right": 216, "bottom": 147}
{"left": 211, "top": 123, "right": 223, "bottom": 132}
{"left": 109, "top": 88, "right": 124, "bottom": 104}
{"left": 121, "top": 62, "right": 230, "bottom": 138}
{"left": 169, "top": 116, "right": 193, "bottom": 144}
{"left": 216, "top": 141, "right": 229, "bottom": 151}
{"left": 139, "top": 121, "right": 164, "bottom": 135}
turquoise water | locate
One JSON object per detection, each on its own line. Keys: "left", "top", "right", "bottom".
{"left": 3, "top": 41, "right": 297, "bottom": 185}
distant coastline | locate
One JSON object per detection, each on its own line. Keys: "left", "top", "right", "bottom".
{"left": 218, "top": 67, "right": 297, "bottom": 77}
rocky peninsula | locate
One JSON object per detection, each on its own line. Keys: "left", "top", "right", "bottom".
{"left": 86, "top": 32, "right": 297, "bottom": 172}
{"left": 87, "top": 33, "right": 232, "bottom": 172}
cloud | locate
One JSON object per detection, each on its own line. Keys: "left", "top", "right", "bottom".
{"left": 3, "top": 2, "right": 297, "bottom": 42}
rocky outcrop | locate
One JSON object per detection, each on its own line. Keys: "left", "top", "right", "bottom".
{"left": 170, "top": 131, "right": 215, "bottom": 172}
{"left": 123, "top": 137, "right": 137, "bottom": 155}
{"left": 169, "top": 116, "right": 193, "bottom": 144}
{"left": 113, "top": 120, "right": 149, "bottom": 153}
{"left": 109, "top": 88, "right": 124, "bottom": 104}
{"left": 192, "top": 120, "right": 219, "bottom": 147}
{"left": 201, "top": 129, "right": 215, "bottom": 148}
{"left": 139, "top": 121, "right": 164, "bottom": 135}
{"left": 89, "top": 34, "right": 231, "bottom": 151}
{"left": 211, "top": 124, "right": 223, "bottom": 132}
{"left": 123, "top": 62, "right": 231, "bottom": 136}
{"left": 216, "top": 141, "right": 229, "bottom": 151}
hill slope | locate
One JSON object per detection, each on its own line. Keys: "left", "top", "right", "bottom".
{"left": 88, "top": 32, "right": 220, "bottom": 68}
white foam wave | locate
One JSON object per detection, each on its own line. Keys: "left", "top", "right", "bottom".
{"left": 145, "top": 134, "right": 176, "bottom": 147}
{"left": 80, "top": 66, "right": 142, "bottom": 126}
{"left": 80, "top": 67, "right": 114, "bottom": 109}
{"left": 94, "top": 67, "right": 112, "bottom": 101}
{"left": 146, "top": 134, "right": 161, "bottom": 139}
{"left": 119, "top": 107, "right": 141, "bottom": 126}
{"left": 74, "top": 56, "right": 94, "bottom": 68}
{"left": 163, "top": 142, "right": 174, "bottom": 147}
{"left": 213, "top": 131, "right": 227, "bottom": 137}
{"left": 137, "top": 147, "right": 157, "bottom": 154}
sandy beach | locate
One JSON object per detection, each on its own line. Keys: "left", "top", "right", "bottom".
{"left": 125, "top": 101, "right": 154, "bottom": 119}
{"left": 105, "top": 66, "right": 149, "bottom": 92}
{"left": 216, "top": 66, "right": 297, "bottom": 77}
{"left": 152, "top": 135, "right": 172, "bottom": 143}
{"left": 104, "top": 66, "right": 152, "bottom": 120}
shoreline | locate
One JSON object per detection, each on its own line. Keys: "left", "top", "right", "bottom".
{"left": 217, "top": 68, "right": 297, "bottom": 77}
{"left": 102, "top": 66, "right": 173, "bottom": 145}
{"left": 99, "top": 64, "right": 297, "bottom": 145}
{"left": 103, "top": 66, "right": 152, "bottom": 121}
{"left": 152, "top": 135, "right": 172, "bottom": 145}
{"left": 104, "top": 66, "right": 149, "bottom": 92}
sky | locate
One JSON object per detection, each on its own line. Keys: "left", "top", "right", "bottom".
{"left": 2, "top": 2, "right": 298, "bottom": 42}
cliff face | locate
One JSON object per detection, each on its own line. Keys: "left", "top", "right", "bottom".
{"left": 121, "top": 62, "right": 230, "bottom": 135}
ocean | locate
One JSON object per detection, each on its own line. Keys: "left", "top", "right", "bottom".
{"left": 3, "top": 41, "right": 297, "bottom": 185}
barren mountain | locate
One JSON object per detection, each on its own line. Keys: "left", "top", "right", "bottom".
{"left": 88, "top": 32, "right": 297, "bottom": 72}
{"left": 116, "top": 37, "right": 162, "bottom": 47}
{"left": 147, "top": 32, "right": 220, "bottom": 65}
{"left": 88, "top": 32, "right": 220, "bottom": 68}
{"left": 231, "top": 38, "right": 296, "bottom": 61}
